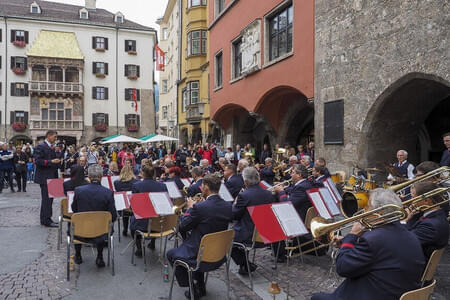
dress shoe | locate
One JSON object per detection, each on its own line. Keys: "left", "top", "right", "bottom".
{"left": 238, "top": 262, "right": 257, "bottom": 275}
{"left": 45, "top": 222, "right": 59, "bottom": 228}
{"left": 135, "top": 249, "right": 143, "bottom": 257}
{"left": 23, "top": 189, "right": 26, "bottom": 192}
{"left": 184, "top": 286, "right": 203, "bottom": 300}
{"left": 74, "top": 255, "right": 83, "bottom": 264}
{"left": 122, "top": 230, "right": 128, "bottom": 237}
{"left": 10, "top": 189, "right": 15, "bottom": 193}
{"left": 96, "top": 257, "right": 106, "bottom": 268}
{"left": 147, "top": 239, "right": 155, "bottom": 250}
{"left": 17, "top": 189, "right": 21, "bottom": 192}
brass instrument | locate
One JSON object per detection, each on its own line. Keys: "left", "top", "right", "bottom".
{"left": 340, "top": 191, "right": 369, "bottom": 218}
{"left": 173, "top": 202, "right": 187, "bottom": 215}
{"left": 182, "top": 185, "right": 189, "bottom": 194}
{"left": 282, "top": 167, "right": 293, "bottom": 175}
{"left": 268, "top": 179, "right": 292, "bottom": 192}
{"left": 402, "top": 187, "right": 450, "bottom": 213}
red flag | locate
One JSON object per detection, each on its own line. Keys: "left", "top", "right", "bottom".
{"left": 155, "top": 44, "right": 165, "bottom": 71}
{"left": 132, "top": 89, "right": 138, "bottom": 112}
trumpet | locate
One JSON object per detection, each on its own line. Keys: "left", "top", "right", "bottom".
{"left": 283, "top": 167, "right": 293, "bottom": 175}
{"left": 268, "top": 179, "right": 292, "bottom": 191}
{"left": 402, "top": 187, "right": 449, "bottom": 214}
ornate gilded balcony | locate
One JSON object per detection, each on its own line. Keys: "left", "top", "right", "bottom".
{"left": 29, "top": 81, "right": 83, "bottom": 94}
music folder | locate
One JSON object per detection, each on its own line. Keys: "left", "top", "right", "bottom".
{"left": 323, "top": 178, "right": 342, "bottom": 204}
{"left": 181, "top": 178, "right": 192, "bottom": 187}
{"left": 129, "top": 192, "right": 173, "bottom": 219}
{"left": 47, "top": 178, "right": 69, "bottom": 198}
{"left": 219, "top": 183, "right": 234, "bottom": 202}
{"left": 114, "top": 191, "right": 131, "bottom": 211}
{"left": 67, "top": 191, "right": 75, "bottom": 213}
{"left": 101, "top": 176, "right": 120, "bottom": 191}
{"left": 164, "top": 181, "right": 183, "bottom": 198}
{"left": 307, "top": 188, "right": 341, "bottom": 219}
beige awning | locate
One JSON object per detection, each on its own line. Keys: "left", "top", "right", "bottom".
{"left": 27, "top": 30, "right": 84, "bottom": 60}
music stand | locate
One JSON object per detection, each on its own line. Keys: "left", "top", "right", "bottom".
{"left": 47, "top": 178, "right": 68, "bottom": 198}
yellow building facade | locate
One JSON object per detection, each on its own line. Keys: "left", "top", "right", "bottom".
{"left": 178, "top": 0, "right": 210, "bottom": 145}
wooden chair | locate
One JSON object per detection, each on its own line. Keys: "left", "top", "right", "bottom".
{"left": 57, "top": 198, "right": 72, "bottom": 250}
{"left": 67, "top": 211, "right": 114, "bottom": 281}
{"left": 399, "top": 279, "right": 436, "bottom": 300}
{"left": 420, "top": 248, "right": 445, "bottom": 287}
{"left": 168, "top": 229, "right": 235, "bottom": 300}
{"left": 133, "top": 214, "right": 178, "bottom": 271}
{"left": 232, "top": 228, "right": 265, "bottom": 290}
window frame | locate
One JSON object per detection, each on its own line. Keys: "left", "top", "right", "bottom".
{"left": 214, "top": 50, "right": 223, "bottom": 89}
{"left": 14, "top": 111, "right": 26, "bottom": 123}
{"left": 14, "top": 30, "right": 25, "bottom": 42}
{"left": 187, "top": 30, "right": 207, "bottom": 57}
{"left": 188, "top": 0, "right": 207, "bottom": 8}
{"left": 95, "top": 37, "right": 105, "bottom": 50}
{"left": 231, "top": 37, "right": 243, "bottom": 80}
{"left": 267, "top": 2, "right": 293, "bottom": 62}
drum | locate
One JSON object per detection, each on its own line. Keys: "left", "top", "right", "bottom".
{"left": 363, "top": 180, "right": 377, "bottom": 191}
{"left": 347, "top": 175, "right": 359, "bottom": 187}
{"left": 340, "top": 191, "right": 369, "bottom": 218}
{"left": 331, "top": 173, "right": 341, "bottom": 183}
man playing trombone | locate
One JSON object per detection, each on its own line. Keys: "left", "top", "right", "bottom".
{"left": 311, "top": 189, "right": 425, "bottom": 300}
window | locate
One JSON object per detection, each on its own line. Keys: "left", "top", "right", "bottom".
{"left": 93, "top": 113, "right": 108, "bottom": 125}
{"left": 162, "top": 80, "right": 168, "bottom": 93}
{"left": 162, "top": 106, "right": 168, "bottom": 119}
{"left": 232, "top": 38, "right": 242, "bottom": 79}
{"left": 49, "top": 67, "right": 62, "bottom": 82}
{"left": 93, "top": 62, "right": 108, "bottom": 75}
{"left": 183, "top": 81, "right": 200, "bottom": 111}
{"left": 32, "top": 66, "right": 46, "bottom": 81}
{"left": 324, "top": 100, "right": 344, "bottom": 145}
{"left": 92, "top": 87, "right": 109, "bottom": 100}
{"left": 162, "top": 28, "right": 169, "bottom": 40}
{"left": 125, "top": 40, "right": 136, "bottom": 52}
{"left": 125, "top": 114, "right": 140, "bottom": 126}
{"left": 11, "top": 57, "right": 27, "bottom": 70}
{"left": 125, "top": 65, "right": 140, "bottom": 78}
{"left": 215, "top": 51, "right": 222, "bottom": 88}
{"left": 11, "top": 30, "right": 28, "bottom": 43}
{"left": 215, "top": 0, "right": 225, "bottom": 16}
{"left": 188, "top": 0, "right": 207, "bottom": 8}
{"left": 11, "top": 111, "right": 28, "bottom": 124}
{"left": 182, "top": 88, "right": 188, "bottom": 112}
{"left": 124, "top": 88, "right": 141, "bottom": 101}
{"left": 31, "top": 5, "right": 39, "bottom": 14}
{"left": 92, "top": 36, "right": 108, "bottom": 50}
{"left": 187, "top": 30, "right": 207, "bottom": 56}
{"left": 116, "top": 16, "right": 123, "bottom": 23}
{"left": 44, "top": 102, "right": 72, "bottom": 121}
{"left": 10, "top": 83, "right": 28, "bottom": 96}
{"left": 79, "top": 8, "right": 89, "bottom": 19}
{"left": 268, "top": 4, "right": 293, "bottom": 61}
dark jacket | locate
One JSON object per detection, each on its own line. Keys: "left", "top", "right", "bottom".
{"left": 13, "top": 152, "right": 29, "bottom": 173}
{"left": 33, "top": 142, "right": 59, "bottom": 184}
{"left": 279, "top": 179, "right": 314, "bottom": 221}
{"left": 224, "top": 174, "right": 245, "bottom": 199}
{"left": 63, "top": 179, "right": 89, "bottom": 196}
{"left": 260, "top": 166, "right": 275, "bottom": 185}
{"left": 407, "top": 209, "right": 449, "bottom": 259}
{"left": 168, "top": 176, "right": 184, "bottom": 190}
{"left": 317, "top": 223, "right": 425, "bottom": 300}
{"left": 130, "top": 178, "right": 168, "bottom": 232}
{"left": 232, "top": 185, "right": 274, "bottom": 243}
{"left": 0, "top": 149, "right": 14, "bottom": 171}
{"left": 114, "top": 178, "right": 139, "bottom": 192}
{"left": 72, "top": 183, "right": 117, "bottom": 223}
{"left": 440, "top": 149, "right": 450, "bottom": 167}
{"left": 186, "top": 178, "right": 202, "bottom": 197}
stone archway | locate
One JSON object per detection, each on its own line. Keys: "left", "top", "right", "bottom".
{"left": 359, "top": 73, "right": 450, "bottom": 167}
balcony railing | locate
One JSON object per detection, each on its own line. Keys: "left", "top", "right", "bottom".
{"left": 29, "top": 81, "right": 84, "bottom": 94}
{"left": 186, "top": 102, "right": 205, "bottom": 123}
{"left": 31, "top": 120, "right": 83, "bottom": 130}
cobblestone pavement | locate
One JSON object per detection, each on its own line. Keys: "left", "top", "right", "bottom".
{"left": 0, "top": 184, "right": 448, "bottom": 300}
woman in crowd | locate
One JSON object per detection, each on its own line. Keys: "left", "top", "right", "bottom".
{"left": 13, "top": 148, "right": 29, "bottom": 192}
{"left": 107, "top": 161, "right": 120, "bottom": 176}
{"left": 114, "top": 165, "right": 138, "bottom": 236}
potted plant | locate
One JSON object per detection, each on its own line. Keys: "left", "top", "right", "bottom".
{"left": 127, "top": 75, "right": 138, "bottom": 80}
{"left": 95, "top": 73, "right": 106, "bottom": 78}
{"left": 12, "top": 68, "right": 26, "bottom": 75}
{"left": 13, "top": 40, "right": 26, "bottom": 48}
{"left": 127, "top": 50, "right": 137, "bottom": 55}
{"left": 127, "top": 124, "right": 139, "bottom": 132}
{"left": 94, "top": 124, "right": 108, "bottom": 132}
{"left": 11, "top": 122, "right": 27, "bottom": 132}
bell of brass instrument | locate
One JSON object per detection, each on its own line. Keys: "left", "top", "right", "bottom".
{"left": 402, "top": 187, "right": 450, "bottom": 213}
{"left": 173, "top": 202, "right": 187, "bottom": 215}
{"left": 192, "top": 193, "right": 204, "bottom": 203}
{"left": 268, "top": 179, "right": 292, "bottom": 191}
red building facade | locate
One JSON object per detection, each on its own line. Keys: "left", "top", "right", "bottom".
{"left": 209, "top": 0, "right": 314, "bottom": 155}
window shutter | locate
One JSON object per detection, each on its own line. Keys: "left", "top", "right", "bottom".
{"left": 24, "top": 84, "right": 29, "bottom": 96}
{"left": 0, "top": 29, "right": 2, "bottom": 42}
{"left": 104, "top": 38, "right": 108, "bottom": 50}
{"left": 10, "top": 30, "right": 15, "bottom": 42}
{"left": 125, "top": 114, "right": 129, "bottom": 126}
{"left": 92, "top": 113, "right": 97, "bottom": 125}
{"left": 124, "top": 89, "right": 129, "bottom": 100}
{"left": 24, "top": 57, "right": 27, "bottom": 70}
{"left": 136, "top": 65, "right": 140, "bottom": 77}
{"left": 24, "top": 31, "right": 29, "bottom": 43}
{"left": 10, "top": 56, "right": 15, "bottom": 69}
{"left": 92, "top": 86, "right": 97, "bottom": 99}
{"left": 92, "top": 62, "right": 97, "bottom": 74}
{"left": 137, "top": 115, "right": 140, "bottom": 127}
{"left": 10, "top": 111, "right": 15, "bottom": 124}
{"left": 137, "top": 89, "right": 140, "bottom": 101}
{"left": 124, "top": 65, "right": 128, "bottom": 76}
{"left": 105, "top": 63, "right": 108, "bottom": 75}
{"left": 104, "top": 87, "right": 109, "bottom": 100}
{"left": 0, "top": 82, "right": 2, "bottom": 96}
{"left": 92, "top": 36, "right": 96, "bottom": 49}
{"left": 24, "top": 112, "right": 28, "bottom": 124}
{"left": 105, "top": 114, "right": 109, "bottom": 126}
{"left": 132, "top": 40, "right": 136, "bottom": 51}
{"left": 124, "top": 40, "right": 128, "bottom": 51}
{"left": 10, "top": 83, "right": 15, "bottom": 96}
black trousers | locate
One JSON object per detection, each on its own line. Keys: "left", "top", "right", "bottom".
{"left": 166, "top": 248, "right": 204, "bottom": 288}
{"left": 15, "top": 171, "right": 27, "bottom": 191}
{"left": 231, "top": 246, "right": 247, "bottom": 266}
{"left": 273, "top": 234, "right": 328, "bottom": 258}
{"left": 75, "top": 240, "right": 105, "bottom": 257}
{"left": 39, "top": 184, "right": 54, "bottom": 225}
{"left": 0, "top": 169, "right": 14, "bottom": 191}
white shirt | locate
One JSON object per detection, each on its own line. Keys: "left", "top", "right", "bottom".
{"left": 44, "top": 140, "right": 52, "bottom": 148}
{"left": 295, "top": 179, "right": 306, "bottom": 186}
{"left": 387, "top": 161, "right": 415, "bottom": 180}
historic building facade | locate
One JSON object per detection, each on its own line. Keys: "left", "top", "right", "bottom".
{"left": 0, "top": 0, "right": 156, "bottom": 145}
{"left": 157, "top": 0, "right": 180, "bottom": 139}
{"left": 177, "top": 0, "right": 211, "bottom": 145}
{"left": 209, "top": 0, "right": 314, "bottom": 156}
{"left": 314, "top": 0, "right": 449, "bottom": 173}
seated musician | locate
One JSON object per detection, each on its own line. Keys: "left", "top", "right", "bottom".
{"left": 237, "top": 159, "right": 249, "bottom": 178}
{"left": 200, "top": 159, "right": 214, "bottom": 176}
{"left": 166, "top": 174, "right": 232, "bottom": 299}
{"left": 311, "top": 188, "right": 425, "bottom": 300}
{"left": 282, "top": 156, "right": 298, "bottom": 181}
{"left": 387, "top": 150, "right": 415, "bottom": 183}
{"left": 314, "top": 157, "right": 331, "bottom": 178}
{"left": 415, "top": 161, "right": 440, "bottom": 176}
{"left": 405, "top": 181, "right": 449, "bottom": 259}
{"left": 63, "top": 165, "right": 89, "bottom": 195}
{"left": 224, "top": 164, "right": 244, "bottom": 198}
{"left": 167, "top": 166, "right": 185, "bottom": 190}
{"left": 130, "top": 162, "right": 168, "bottom": 257}
{"left": 300, "top": 155, "right": 313, "bottom": 169}
{"left": 186, "top": 167, "right": 203, "bottom": 197}
{"left": 312, "top": 165, "right": 328, "bottom": 185}
{"left": 71, "top": 165, "right": 117, "bottom": 267}
{"left": 231, "top": 167, "right": 274, "bottom": 275}
{"left": 113, "top": 165, "right": 138, "bottom": 237}
{"left": 260, "top": 158, "right": 275, "bottom": 185}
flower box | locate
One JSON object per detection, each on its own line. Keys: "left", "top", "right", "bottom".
{"left": 127, "top": 124, "right": 139, "bottom": 132}
{"left": 11, "top": 122, "right": 27, "bottom": 132}
{"left": 95, "top": 48, "right": 105, "bottom": 52}
{"left": 127, "top": 75, "right": 138, "bottom": 80}
{"left": 127, "top": 50, "right": 137, "bottom": 55}
{"left": 94, "top": 124, "right": 108, "bottom": 132}
{"left": 12, "top": 68, "right": 26, "bottom": 75}
{"left": 95, "top": 73, "right": 106, "bottom": 78}
{"left": 13, "top": 40, "right": 26, "bottom": 48}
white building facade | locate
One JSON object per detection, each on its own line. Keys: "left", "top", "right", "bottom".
{"left": 0, "top": 0, "right": 157, "bottom": 145}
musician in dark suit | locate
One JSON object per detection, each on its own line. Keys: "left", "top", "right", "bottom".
{"left": 186, "top": 167, "right": 203, "bottom": 197}
{"left": 63, "top": 165, "right": 89, "bottom": 195}
{"left": 224, "top": 164, "right": 244, "bottom": 198}
{"left": 166, "top": 174, "right": 232, "bottom": 299}
{"left": 260, "top": 158, "right": 275, "bottom": 185}
{"left": 311, "top": 165, "right": 327, "bottom": 186}
{"left": 405, "top": 181, "right": 449, "bottom": 259}
{"left": 114, "top": 165, "right": 138, "bottom": 236}
{"left": 231, "top": 167, "right": 274, "bottom": 275}
{"left": 130, "top": 163, "right": 168, "bottom": 256}
{"left": 312, "top": 189, "right": 425, "bottom": 300}
{"left": 440, "top": 132, "right": 450, "bottom": 167}
{"left": 314, "top": 157, "right": 331, "bottom": 178}
{"left": 71, "top": 165, "right": 117, "bottom": 267}
{"left": 34, "top": 130, "right": 61, "bottom": 227}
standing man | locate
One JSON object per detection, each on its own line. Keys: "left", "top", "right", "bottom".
{"left": 440, "top": 132, "right": 450, "bottom": 167}
{"left": 259, "top": 144, "right": 272, "bottom": 164}
{"left": 0, "top": 143, "right": 15, "bottom": 193}
{"left": 34, "top": 130, "right": 60, "bottom": 227}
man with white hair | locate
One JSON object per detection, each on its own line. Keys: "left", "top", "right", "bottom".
{"left": 300, "top": 155, "right": 313, "bottom": 169}
{"left": 282, "top": 155, "right": 298, "bottom": 180}
{"left": 311, "top": 188, "right": 425, "bottom": 300}
{"left": 200, "top": 158, "right": 214, "bottom": 175}
{"left": 387, "top": 150, "right": 415, "bottom": 182}
{"left": 260, "top": 157, "right": 275, "bottom": 185}
{"left": 231, "top": 167, "right": 274, "bottom": 275}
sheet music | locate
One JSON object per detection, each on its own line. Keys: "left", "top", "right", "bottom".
{"left": 271, "top": 203, "right": 308, "bottom": 237}
{"left": 320, "top": 188, "right": 341, "bottom": 216}
{"left": 325, "top": 178, "right": 342, "bottom": 203}
{"left": 309, "top": 191, "right": 332, "bottom": 219}
{"left": 68, "top": 192, "right": 75, "bottom": 213}
{"left": 219, "top": 184, "right": 234, "bottom": 202}
{"left": 100, "top": 176, "right": 111, "bottom": 189}
{"left": 164, "top": 181, "right": 182, "bottom": 198}
{"left": 149, "top": 193, "right": 173, "bottom": 215}
{"left": 110, "top": 176, "right": 120, "bottom": 190}
{"left": 114, "top": 193, "right": 127, "bottom": 211}
{"left": 181, "top": 178, "right": 191, "bottom": 187}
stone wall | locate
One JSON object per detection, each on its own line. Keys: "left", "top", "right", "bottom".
{"left": 314, "top": 0, "right": 449, "bottom": 173}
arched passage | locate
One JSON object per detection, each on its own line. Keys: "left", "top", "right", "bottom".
{"left": 360, "top": 73, "right": 450, "bottom": 167}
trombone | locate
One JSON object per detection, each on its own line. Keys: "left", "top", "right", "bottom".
{"left": 402, "top": 187, "right": 450, "bottom": 213}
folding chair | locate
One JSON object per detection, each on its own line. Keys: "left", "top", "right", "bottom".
{"left": 232, "top": 228, "right": 265, "bottom": 290}
{"left": 168, "top": 229, "right": 235, "bottom": 300}
{"left": 400, "top": 279, "right": 436, "bottom": 300}
{"left": 132, "top": 214, "right": 178, "bottom": 271}
{"left": 67, "top": 211, "right": 114, "bottom": 281}
{"left": 57, "top": 198, "right": 72, "bottom": 250}
{"left": 420, "top": 248, "right": 445, "bottom": 287}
